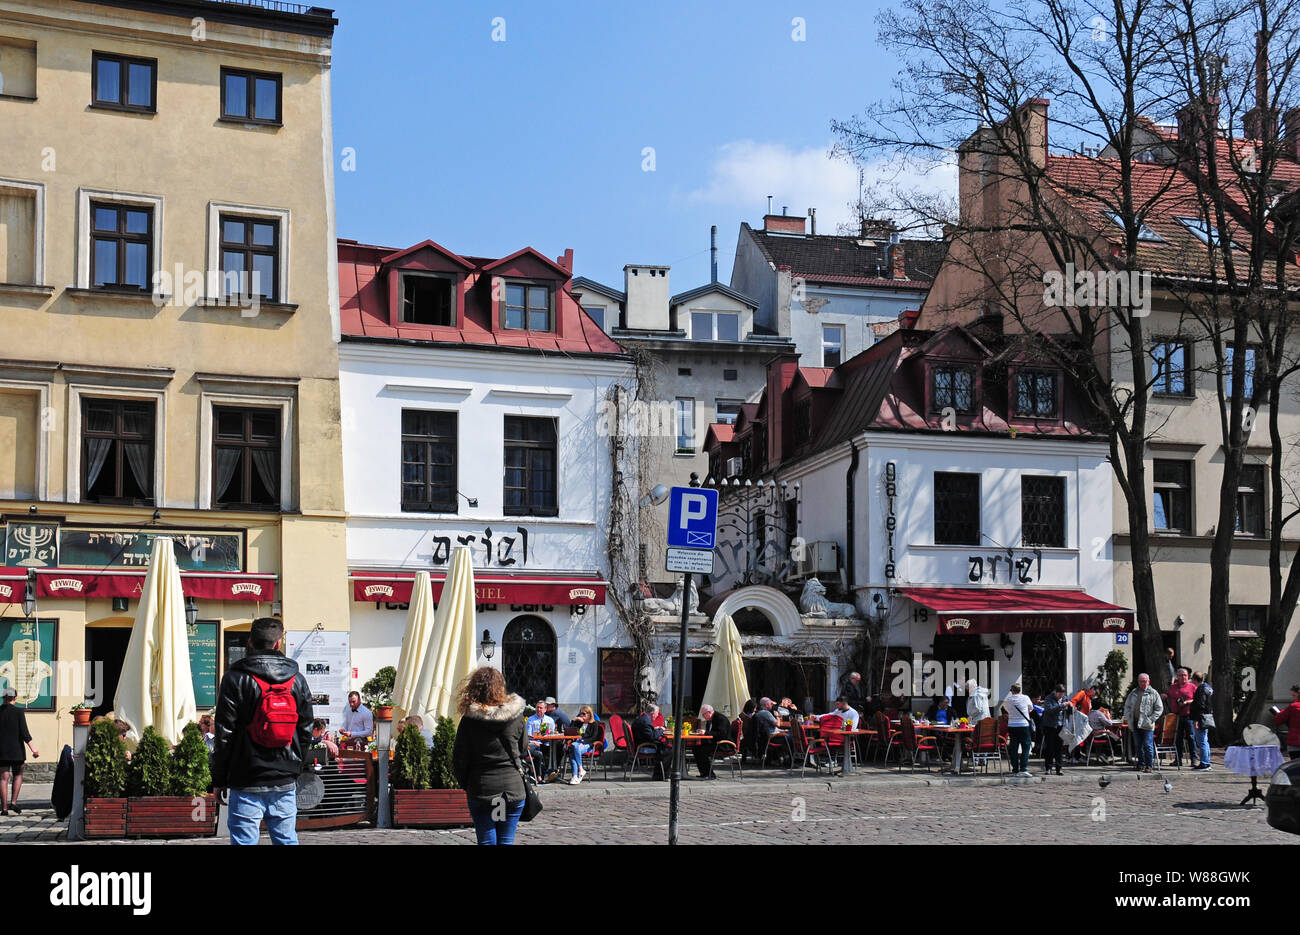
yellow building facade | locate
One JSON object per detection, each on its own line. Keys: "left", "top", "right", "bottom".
{"left": 0, "top": 0, "right": 347, "bottom": 770}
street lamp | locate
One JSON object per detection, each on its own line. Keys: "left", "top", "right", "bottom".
{"left": 480, "top": 629, "right": 496, "bottom": 660}
{"left": 185, "top": 596, "right": 199, "bottom": 628}
{"left": 22, "top": 569, "right": 36, "bottom": 618}
{"left": 639, "top": 484, "right": 670, "bottom": 508}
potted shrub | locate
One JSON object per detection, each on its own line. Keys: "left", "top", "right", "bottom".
{"left": 70, "top": 703, "right": 92, "bottom": 727}
{"left": 374, "top": 693, "right": 394, "bottom": 723}
{"left": 84, "top": 718, "right": 129, "bottom": 837}
{"left": 361, "top": 667, "right": 395, "bottom": 711}
{"left": 392, "top": 716, "right": 471, "bottom": 828}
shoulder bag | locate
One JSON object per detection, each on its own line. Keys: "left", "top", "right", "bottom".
{"left": 498, "top": 733, "right": 543, "bottom": 822}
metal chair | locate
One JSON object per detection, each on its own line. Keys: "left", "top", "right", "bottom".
{"left": 967, "top": 716, "right": 1007, "bottom": 782}
{"left": 1085, "top": 726, "right": 1122, "bottom": 765}
{"left": 582, "top": 722, "right": 607, "bottom": 779}
{"left": 706, "top": 719, "right": 743, "bottom": 780}
{"left": 1154, "top": 713, "right": 1181, "bottom": 769}
{"left": 897, "top": 716, "right": 941, "bottom": 772}
{"left": 792, "top": 718, "right": 837, "bottom": 777}
{"left": 627, "top": 721, "right": 665, "bottom": 779}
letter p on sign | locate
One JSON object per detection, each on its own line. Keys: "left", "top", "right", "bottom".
{"left": 666, "top": 486, "right": 718, "bottom": 550}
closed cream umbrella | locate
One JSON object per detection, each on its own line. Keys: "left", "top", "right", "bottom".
{"left": 408, "top": 546, "right": 478, "bottom": 724}
{"left": 114, "top": 536, "right": 197, "bottom": 745}
{"left": 701, "top": 613, "right": 748, "bottom": 721}
{"left": 391, "top": 569, "right": 437, "bottom": 723}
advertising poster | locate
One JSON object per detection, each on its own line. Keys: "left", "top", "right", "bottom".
{"left": 0, "top": 618, "right": 57, "bottom": 710}
{"left": 286, "top": 630, "right": 350, "bottom": 730}
{"left": 187, "top": 621, "right": 219, "bottom": 709}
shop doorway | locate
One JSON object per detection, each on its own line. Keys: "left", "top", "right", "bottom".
{"left": 1021, "top": 632, "right": 1066, "bottom": 700}
{"left": 85, "top": 626, "right": 131, "bottom": 718}
{"left": 503, "top": 615, "right": 556, "bottom": 705}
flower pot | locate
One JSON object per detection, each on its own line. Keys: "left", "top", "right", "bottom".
{"left": 375, "top": 705, "right": 394, "bottom": 721}
{"left": 392, "top": 788, "right": 472, "bottom": 828}
{"left": 84, "top": 797, "right": 128, "bottom": 838}
{"left": 72, "top": 709, "right": 92, "bottom": 727}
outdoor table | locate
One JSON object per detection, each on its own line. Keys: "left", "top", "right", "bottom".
{"left": 1224, "top": 744, "right": 1285, "bottom": 806}
{"left": 918, "top": 724, "right": 974, "bottom": 773}
{"left": 529, "top": 734, "right": 582, "bottom": 776}
{"left": 821, "top": 729, "right": 873, "bottom": 774}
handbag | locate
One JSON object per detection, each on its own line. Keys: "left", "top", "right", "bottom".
{"left": 498, "top": 734, "right": 543, "bottom": 822}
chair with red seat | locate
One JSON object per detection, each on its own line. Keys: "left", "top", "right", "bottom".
{"left": 897, "top": 716, "right": 941, "bottom": 772}
{"left": 967, "top": 716, "right": 1007, "bottom": 782}
{"left": 812, "top": 714, "right": 846, "bottom": 776}
{"left": 582, "top": 721, "right": 608, "bottom": 780}
{"left": 874, "top": 710, "right": 901, "bottom": 764}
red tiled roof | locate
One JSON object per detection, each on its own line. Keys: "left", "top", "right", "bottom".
{"left": 337, "top": 240, "right": 624, "bottom": 355}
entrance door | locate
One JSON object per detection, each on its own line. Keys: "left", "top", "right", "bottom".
{"left": 85, "top": 627, "right": 131, "bottom": 718}
{"left": 1021, "top": 633, "right": 1066, "bottom": 699}
{"left": 743, "top": 657, "right": 828, "bottom": 713}
{"left": 503, "top": 615, "right": 556, "bottom": 705}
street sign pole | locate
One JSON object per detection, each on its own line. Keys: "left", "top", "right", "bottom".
{"left": 668, "top": 568, "right": 690, "bottom": 847}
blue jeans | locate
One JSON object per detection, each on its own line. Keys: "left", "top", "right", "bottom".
{"left": 567, "top": 742, "right": 592, "bottom": 777}
{"left": 227, "top": 786, "right": 297, "bottom": 845}
{"left": 1008, "top": 725, "right": 1032, "bottom": 772}
{"left": 467, "top": 796, "right": 525, "bottom": 845}
{"left": 1195, "top": 724, "right": 1211, "bottom": 766}
{"left": 1134, "top": 728, "right": 1155, "bottom": 768}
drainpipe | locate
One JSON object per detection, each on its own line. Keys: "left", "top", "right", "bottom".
{"left": 845, "top": 439, "right": 860, "bottom": 591}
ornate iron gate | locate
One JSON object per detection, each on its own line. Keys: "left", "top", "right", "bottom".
{"left": 503, "top": 615, "right": 556, "bottom": 704}
{"left": 1021, "top": 632, "right": 1066, "bottom": 699}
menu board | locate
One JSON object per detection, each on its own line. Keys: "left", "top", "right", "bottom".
{"left": 187, "top": 621, "right": 218, "bottom": 709}
{"left": 286, "top": 630, "right": 350, "bottom": 731}
{"left": 598, "top": 647, "right": 638, "bottom": 718}
{"left": 0, "top": 618, "right": 57, "bottom": 710}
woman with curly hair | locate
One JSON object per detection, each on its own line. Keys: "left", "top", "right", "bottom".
{"left": 451, "top": 666, "right": 528, "bottom": 845}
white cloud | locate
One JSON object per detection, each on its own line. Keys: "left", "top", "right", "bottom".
{"left": 687, "top": 140, "right": 957, "bottom": 234}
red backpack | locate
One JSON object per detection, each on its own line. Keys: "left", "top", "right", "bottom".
{"left": 247, "top": 674, "right": 299, "bottom": 748}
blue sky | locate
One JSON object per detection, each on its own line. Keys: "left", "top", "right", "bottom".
{"left": 328, "top": 0, "right": 942, "bottom": 291}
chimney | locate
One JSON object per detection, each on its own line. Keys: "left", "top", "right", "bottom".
{"left": 1244, "top": 30, "right": 1276, "bottom": 143}
{"left": 1014, "top": 98, "right": 1049, "bottom": 169}
{"left": 763, "top": 213, "right": 808, "bottom": 234}
{"left": 899, "top": 309, "right": 921, "bottom": 329}
{"left": 557, "top": 248, "right": 573, "bottom": 273}
{"left": 1285, "top": 107, "right": 1300, "bottom": 161}
{"left": 623, "top": 264, "right": 670, "bottom": 330}
{"left": 710, "top": 225, "right": 718, "bottom": 283}
{"left": 889, "top": 241, "right": 906, "bottom": 279}
{"left": 859, "top": 217, "right": 897, "bottom": 240}
{"left": 765, "top": 352, "right": 801, "bottom": 469}
{"left": 809, "top": 208, "right": 816, "bottom": 235}
{"left": 1177, "top": 95, "right": 1220, "bottom": 161}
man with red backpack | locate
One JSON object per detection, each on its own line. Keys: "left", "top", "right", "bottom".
{"left": 212, "top": 617, "right": 314, "bottom": 845}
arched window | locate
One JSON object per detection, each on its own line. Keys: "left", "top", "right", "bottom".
{"left": 502, "top": 615, "right": 556, "bottom": 705}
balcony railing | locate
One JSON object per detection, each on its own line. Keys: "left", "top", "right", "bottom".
{"left": 202, "top": 0, "right": 327, "bottom": 16}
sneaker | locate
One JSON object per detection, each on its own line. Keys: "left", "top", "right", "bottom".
{"left": 578, "top": 767, "right": 587, "bottom": 780}
{"left": 567, "top": 776, "right": 582, "bottom": 785}
{"left": 1193, "top": 763, "right": 1211, "bottom": 771}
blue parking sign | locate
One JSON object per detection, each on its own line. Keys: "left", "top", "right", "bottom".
{"left": 666, "top": 487, "right": 718, "bottom": 550}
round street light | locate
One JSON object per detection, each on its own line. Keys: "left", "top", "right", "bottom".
{"left": 480, "top": 628, "right": 496, "bottom": 660}
{"left": 639, "top": 484, "right": 671, "bottom": 508}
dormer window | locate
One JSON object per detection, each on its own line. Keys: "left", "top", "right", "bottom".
{"left": 1176, "top": 216, "right": 1242, "bottom": 251}
{"left": 1106, "top": 212, "right": 1164, "bottom": 243}
{"left": 504, "top": 282, "right": 552, "bottom": 331}
{"left": 931, "top": 365, "right": 975, "bottom": 414}
{"left": 1013, "top": 370, "right": 1058, "bottom": 418}
{"left": 690, "top": 311, "right": 739, "bottom": 342}
{"left": 401, "top": 273, "right": 454, "bottom": 326}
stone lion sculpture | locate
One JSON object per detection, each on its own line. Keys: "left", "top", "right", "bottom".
{"left": 799, "top": 578, "right": 859, "bottom": 618}
{"left": 639, "top": 577, "right": 700, "bottom": 616}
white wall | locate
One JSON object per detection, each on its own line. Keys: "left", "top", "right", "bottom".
{"left": 791, "top": 285, "right": 921, "bottom": 365}
{"left": 339, "top": 341, "right": 637, "bottom": 705}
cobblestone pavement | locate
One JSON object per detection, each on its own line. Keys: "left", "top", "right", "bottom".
{"left": 4, "top": 760, "right": 1293, "bottom": 845}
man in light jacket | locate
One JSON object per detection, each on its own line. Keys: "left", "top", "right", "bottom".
{"left": 1124, "top": 673, "right": 1164, "bottom": 773}
{"left": 965, "top": 679, "right": 991, "bottom": 723}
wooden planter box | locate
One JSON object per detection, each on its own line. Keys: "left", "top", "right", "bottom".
{"left": 85, "top": 795, "right": 219, "bottom": 839}
{"left": 392, "top": 789, "right": 472, "bottom": 828}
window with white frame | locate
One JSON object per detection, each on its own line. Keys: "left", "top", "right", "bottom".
{"left": 206, "top": 203, "right": 290, "bottom": 304}
{"left": 0, "top": 180, "right": 42, "bottom": 285}
{"left": 691, "top": 311, "right": 739, "bottom": 342}
{"left": 675, "top": 398, "right": 695, "bottom": 452}
{"left": 76, "top": 189, "right": 164, "bottom": 291}
{"left": 822, "top": 324, "right": 845, "bottom": 367}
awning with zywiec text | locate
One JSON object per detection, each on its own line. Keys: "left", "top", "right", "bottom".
{"left": 897, "top": 587, "right": 1135, "bottom": 635}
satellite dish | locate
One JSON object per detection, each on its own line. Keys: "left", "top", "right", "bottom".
{"left": 1243, "top": 724, "right": 1280, "bottom": 748}
{"left": 296, "top": 773, "right": 325, "bottom": 810}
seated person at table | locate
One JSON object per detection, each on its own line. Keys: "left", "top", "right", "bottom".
{"left": 694, "top": 704, "right": 733, "bottom": 778}
{"left": 632, "top": 704, "right": 673, "bottom": 779}
{"left": 545, "top": 697, "right": 572, "bottom": 735}
{"left": 338, "top": 692, "right": 374, "bottom": 747}
{"left": 928, "top": 696, "right": 956, "bottom": 724}
{"left": 565, "top": 706, "right": 602, "bottom": 784}
{"left": 525, "top": 699, "right": 557, "bottom": 781}
{"left": 819, "top": 697, "right": 862, "bottom": 728}
{"left": 776, "top": 697, "right": 800, "bottom": 719}
{"left": 753, "top": 697, "right": 790, "bottom": 767}
{"left": 310, "top": 718, "right": 339, "bottom": 758}
{"left": 1088, "top": 706, "right": 1117, "bottom": 731}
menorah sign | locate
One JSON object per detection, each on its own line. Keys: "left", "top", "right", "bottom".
{"left": 4, "top": 522, "right": 58, "bottom": 568}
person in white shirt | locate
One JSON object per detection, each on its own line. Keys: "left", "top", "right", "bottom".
{"left": 818, "top": 697, "right": 863, "bottom": 729}
{"left": 1001, "top": 683, "right": 1035, "bottom": 776}
{"left": 524, "top": 699, "right": 556, "bottom": 781}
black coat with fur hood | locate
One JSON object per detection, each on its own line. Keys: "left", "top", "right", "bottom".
{"left": 452, "top": 693, "right": 528, "bottom": 805}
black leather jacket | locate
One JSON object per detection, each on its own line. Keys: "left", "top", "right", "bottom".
{"left": 211, "top": 649, "right": 314, "bottom": 790}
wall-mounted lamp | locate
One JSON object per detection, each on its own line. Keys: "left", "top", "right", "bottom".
{"left": 112, "top": 597, "right": 129, "bottom": 613}
{"left": 1174, "top": 614, "right": 1185, "bottom": 629}
{"left": 1000, "top": 632, "right": 1015, "bottom": 661}
{"left": 22, "top": 569, "right": 37, "bottom": 618}
{"left": 185, "top": 596, "right": 199, "bottom": 628}
{"left": 480, "top": 628, "right": 496, "bottom": 660}
{"left": 271, "top": 600, "right": 283, "bottom": 618}
{"left": 458, "top": 491, "right": 479, "bottom": 508}
{"left": 639, "top": 484, "right": 670, "bottom": 508}
{"left": 28, "top": 504, "right": 37, "bottom": 515}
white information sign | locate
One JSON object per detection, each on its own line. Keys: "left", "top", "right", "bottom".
{"left": 287, "top": 630, "right": 351, "bottom": 731}
{"left": 665, "top": 547, "right": 715, "bottom": 575}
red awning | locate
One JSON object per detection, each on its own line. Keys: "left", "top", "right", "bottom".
{"left": 897, "top": 587, "right": 1134, "bottom": 635}
{"left": 2, "top": 568, "right": 279, "bottom": 603}
{"left": 351, "top": 571, "right": 607, "bottom": 606}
